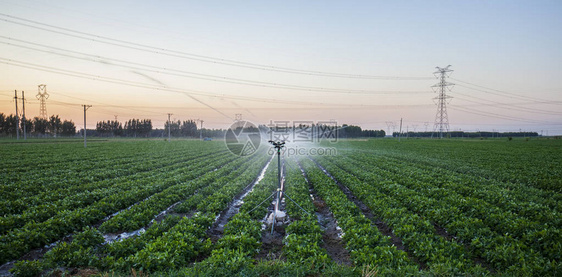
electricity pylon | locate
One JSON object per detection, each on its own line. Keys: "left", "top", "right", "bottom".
{"left": 37, "top": 84, "right": 49, "bottom": 119}
{"left": 432, "top": 66, "right": 454, "bottom": 139}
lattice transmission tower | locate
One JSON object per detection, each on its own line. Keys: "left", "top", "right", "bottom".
{"left": 432, "top": 66, "right": 454, "bottom": 138}
{"left": 36, "top": 84, "right": 49, "bottom": 119}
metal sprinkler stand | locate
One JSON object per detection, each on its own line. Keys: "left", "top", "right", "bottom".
{"left": 269, "top": 140, "right": 285, "bottom": 234}
{"left": 248, "top": 140, "right": 310, "bottom": 235}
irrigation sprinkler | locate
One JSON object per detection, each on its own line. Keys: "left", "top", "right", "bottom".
{"left": 247, "top": 140, "right": 310, "bottom": 234}
{"left": 269, "top": 140, "right": 285, "bottom": 234}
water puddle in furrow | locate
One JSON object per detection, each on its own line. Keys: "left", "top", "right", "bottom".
{"left": 0, "top": 232, "right": 73, "bottom": 277}
{"left": 0, "top": 194, "right": 161, "bottom": 275}
{"left": 261, "top": 159, "right": 288, "bottom": 230}
{"left": 297, "top": 161, "right": 343, "bottom": 239}
{"left": 255, "top": 160, "right": 287, "bottom": 262}
{"left": 1, "top": 166, "right": 224, "bottom": 276}
{"left": 210, "top": 154, "right": 275, "bottom": 237}
{"left": 103, "top": 199, "right": 187, "bottom": 244}
{"left": 103, "top": 165, "right": 226, "bottom": 244}
{"left": 297, "top": 160, "right": 351, "bottom": 265}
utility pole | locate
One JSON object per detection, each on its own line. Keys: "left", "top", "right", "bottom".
{"left": 82, "top": 105, "right": 92, "bottom": 148}
{"left": 14, "top": 90, "right": 19, "bottom": 140}
{"left": 398, "top": 118, "right": 403, "bottom": 142}
{"left": 22, "top": 91, "right": 26, "bottom": 140}
{"left": 199, "top": 119, "right": 204, "bottom": 140}
{"left": 167, "top": 113, "right": 173, "bottom": 142}
{"left": 432, "top": 66, "right": 454, "bottom": 139}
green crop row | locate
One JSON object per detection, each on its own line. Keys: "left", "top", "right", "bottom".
{"left": 318, "top": 154, "right": 559, "bottom": 276}
{"left": 334, "top": 151, "right": 560, "bottom": 261}
{"left": 99, "top": 154, "right": 242, "bottom": 233}
{"left": 0, "top": 150, "right": 229, "bottom": 235}
{"left": 299, "top": 158, "right": 420, "bottom": 274}
{"left": 179, "top": 155, "right": 278, "bottom": 276}
{"left": 282, "top": 158, "right": 329, "bottom": 266}
{"left": 11, "top": 150, "right": 272, "bottom": 275}
{"left": 362, "top": 153, "right": 560, "bottom": 225}
{"left": 345, "top": 152, "right": 561, "bottom": 262}
{"left": 0, "top": 153, "right": 236, "bottom": 264}
{"left": 1, "top": 144, "right": 227, "bottom": 215}
{"left": 1, "top": 142, "right": 221, "bottom": 203}
{"left": 195, "top": 155, "right": 270, "bottom": 215}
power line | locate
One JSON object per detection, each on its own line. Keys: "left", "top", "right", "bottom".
{"left": 0, "top": 13, "right": 433, "bottom": 80}
{"left": 0, "top": 37, "right": 431, "bottom": 95}
{"left": 451, "top": 78, "right": 560, "bottom": 104}
{"left": 46, "top": 97, "right": 429, "bottom": 111}
{"left": 453, "top": 93, "right": 562, "bottom": 116}
{"left": 0, "top": 57, "right": 434, "bottom": 109}
{"left": 449, "top": 106, "right": 561, "bottom": 124}
{"left": 52, "top": 91, "right": 167, "bottom": 116}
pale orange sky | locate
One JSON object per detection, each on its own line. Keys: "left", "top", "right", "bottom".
{"left": 1, "top": 1, "right": 561, "bottom": 134}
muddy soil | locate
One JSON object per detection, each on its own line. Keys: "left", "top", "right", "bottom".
{"left": 257, "top": 161, "right": 288, "bottom": 262}
{"left": 256, "top": 225, "right": 286, "bottom": 262}
{"left": 0, "top": 233, "right": 75, "bottom": 277}
{"left": 296, "top": 160, "right": 352, "bottom": 266}
{"left": 208, "top": 155, "right": 274, "bottom": 242}
{"left": 312, "top": 197, "right": 353, "bottom": 266}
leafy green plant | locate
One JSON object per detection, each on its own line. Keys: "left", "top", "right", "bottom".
{"left": 9, "top": 260, "right": 44, "bottom": 277}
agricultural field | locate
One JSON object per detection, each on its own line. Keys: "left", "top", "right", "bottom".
{"left": 0, "top": 138, "right": 560, "bottom": 276}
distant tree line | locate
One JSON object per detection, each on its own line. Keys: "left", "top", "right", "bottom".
{"left": 340, "top": 124, "right": 386, "bottom": 138}
{"left": 93, "top": 118, "right": 229, "bottom": 138}
{"left": 392, "top": 131, "right": 539, "bottom": 138}
{"left": 95, "top": 119, "right": 153, "bottom": 137}
{"left": 91, "top": 118, "right": 229, "bottom": 138}
{"left": 164, "top": 120, "right": 198, "bottom": 137}
{"left": 0, "top": 113, "right": 76, "bottom": 137}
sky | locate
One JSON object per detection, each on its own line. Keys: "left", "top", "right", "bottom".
{"left": 1, "top": 0, "right": 561, "bottom": 135}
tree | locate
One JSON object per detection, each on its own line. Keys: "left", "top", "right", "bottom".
{"left": 0, "top": 113, "right": 18, "bottom": 136}
{"left": 0, "top": 113, "right": 6, "bottom": 135}
{"left": 48, "top": 115, "right": 62, "bottom": 137}
{"left": 165, "top": 120, "right": 181, "bottom": 137}
{"left": 61, "top": 120, "right": 76, "bottom": 136}
{"left": 181, "top": 120, "right": 198, "bottom": 137}
{"left": 96, "top": 120, "right": 123, "bottom": 137}
{"left": 139, "top": 119, "right": 152, "bottom": 137}
{"left": 110, "top": 120, "right": 123, "bottom": 136}
{"left": 32, "top": 117, "right": 48, "bottom": 135}
{"left": 124, "top": 119, "right": 138, "bottom": 137}
{"left": 339, "top": 124, "right": 362, "bottom": 138}
{"left": 125, "top": 119, "right": 152, "bottom": 137}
